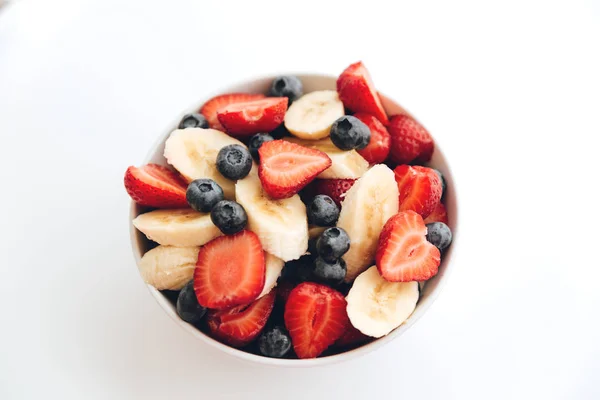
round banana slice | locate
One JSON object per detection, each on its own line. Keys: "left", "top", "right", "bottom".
{"left": 258, "top": 253, "right": 285, "bottom": 298}
{"left": 138, "top": 245, "right": 199, "bottom": 290}
{"left": 284, "top": 90, "right": 344, "bottom": 140}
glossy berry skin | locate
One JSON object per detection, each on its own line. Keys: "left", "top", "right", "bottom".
{"left": 268, "top": 76, "right": 303, "bottom": 103}
{"left": 186, "top": 179, "right": 224, "bottom": 212}
{"left": 210, "top": 200, "right": 248, "bottom": 235}
{"left": 176, "top": 281, "right": 206, "bottom": 324}
{"left": 178, "top": 113, "right": 209, "bottom": 129}
{"left": 313, "top": 257, "right": 347, "bottom": 286}
{"left": 330, "top": 116, "right": 371, "bottom": 151}
{"left": 316, "top": 227, "right": 350, "bottom": 262}
{"left": 258, "top": 326, "right": 292, "bottom": 358}
{"left": 433, "top": 169, "right": 447, "bottom": 196}
{"left": 248, "top": 133, "right": 274, "bottom": 161}
{"left": 280, "top": 255, "right": 314, "bottom": 283}
{"left": 425, "top": 222, "right": 452, "bottom": 251}
{"left": 216, "top": 144, "right": 253, "bottom": 180}
{"left": 307, "top": 195, "right": 339, "bottom": 226}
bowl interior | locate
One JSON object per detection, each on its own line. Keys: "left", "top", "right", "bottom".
{"left": 129, "top": 74, "right": 458, "bottom": 367}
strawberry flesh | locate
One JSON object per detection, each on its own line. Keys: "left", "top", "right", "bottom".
{"left": 423, "top": 202, "right": 449, "bottom": 224}
{"left": 217, "top": 97, "right": 288, "bottom": 137}
{"left": 335, "top": 323, "right": 372, "bottom": 348}
{"left": 124, "top": 164, "right": 188, "bottom": 208}
{"left": 354, "top": 112, "right": 391, "bottom": 164}
{"left": 394, "top": 165, "right": 442, "bottom": 219}
{"left": 200, "top": 93, "right": 265, "bottom": 131}
{"left": 305, "top": 178, "right": 356, "bottom": 207}
{"left": 337, "top": 61, "right": 388, "bottom": 125}
{"left": 388, "top": 114, "right": 434, "bottom": 165}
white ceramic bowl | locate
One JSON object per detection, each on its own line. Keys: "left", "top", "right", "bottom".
{"left": 129, "top": 74, "right": 459, "bottom": 367}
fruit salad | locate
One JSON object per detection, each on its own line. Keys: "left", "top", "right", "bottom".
{"left": 125, "top": 62, "right": 453, "bottom": 359}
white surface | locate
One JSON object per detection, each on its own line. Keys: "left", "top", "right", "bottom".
{"left": 1, "top": 0, "right": 599, "bottom": 399}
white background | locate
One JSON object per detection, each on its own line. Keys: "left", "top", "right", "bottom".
{"left": 1, "top": 0, "right": 599, "bottom": 399}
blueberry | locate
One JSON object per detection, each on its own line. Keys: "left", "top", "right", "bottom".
{"left": 316, "top": 227, "right": 350, "bottom": 262}
{"left": 178, "top": 113, "right": 208, "bottom": 129}
{"left": 280, "top": 255, "right": 314, "bottom": 283}
{"left": 268, "top": 76, "right": 303, "bottom": 103}
{"left": 216, "top": 144, "right": 252, "bottom": 180}
{"left": 186, "top": 179, "right": 224, "bottom": 212}
{"left": 433, "top": 169, "right": 447, "bottom": 196}
{"left": 425, "top": 222, "right": 452, "bottom": 251}
{"left": 258, "top": 326, "right": 292, "bottom": 358}
{"left": 210, "top": 200, "right": 248, "bottom": 235}
{"left": 313, "top": 257, "right": 347, "bottom": 286}
{"left": 270, "top": 124, "right": 291, "bottom": 139}
{"left": 307, "top": 237, "right": 318, "bottom": 256}
{"left": 307, "top": 195, "right": 339, "bottom": 226}
{"left": 330, "top": 116, "right": 371, "bottom": 151}
{"left": 176, "top": 281, "right": 206, "bottom": 324}
{"left": 248, "top": 133, "right": 274, "bottom": 161}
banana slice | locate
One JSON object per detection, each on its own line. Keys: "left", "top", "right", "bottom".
{"left": 258, "top": 253, "right": 285, "bottom": 298}
{"left": 284, "top": 90, "right": 344, "bottom": 140}
{"left": 337, "top": 164, "right": 399, "bottom": 281}
{"left": 283, "top": 137, "right": 368, "bottom": 179}
{"left": 163, "top": 128, "right": 244, "bottom": 199}
{"left": 236, "top": 171, "right": 308, "bottom": 261}
{"left": 138, "top": 245, "right": 199, "bottom": 290}
{"left": 133, "top": 208, "right": 222, "bottom": 247}
{"left": 346, "top": 266, "right": 419, "bottom": 338}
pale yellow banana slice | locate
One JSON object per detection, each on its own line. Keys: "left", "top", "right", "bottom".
{"left": 284, "top": 90, "right": 344, "bottom": 140}
{"left": 138, "top": 245, "right": 199, "bottom": 290}
{"left": 258, "top": 253, "right": 285, "bottom": 298}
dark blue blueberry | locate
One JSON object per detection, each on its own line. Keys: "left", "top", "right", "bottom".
{"left": 186, "top": 179, "right": 224, "bottom": 212}
{"left": 280, "top": 255, "right": 314, "bottom": 283}
{"left": 307, "top": 195, "right": 339, "bottom": 226}
{"left": 270, "top": 124, "right": 291, "bottom": 139}
{"left": 258, "top": 326, "right": 292, "bottom": 358}
{"left": 433, "top": 169, "right": 447, "bottom": 196}
{"left": 425, "top": 222, "right": 452, "bottom": 251}
{"left": 210, "top": 200, "right": 248, "bottom": 235}
{"left": 330, "top": 116, "right": 371, "bottom": 151}
{"left": 316, "top": 227, "right": 350, "bottom": 262}
{"left": 313, "top": 257, "right": 346, "bottom": 286}
{"left": 268, "top": 76, "right": 303, "bottom": 103}
{"left": 216, "top": 144, "right": 252, "bottom": 180}
{"left": 176, "top": 281, "right": 206, "bottom": 324}
{"left": 307, "top": 237, "right": 318, "bottom": 256}
{"left": 248, "top": 133, "right": 274, "bottom": 161}
{"left": 178, "top": 113, "right": 208, "bottom": 129}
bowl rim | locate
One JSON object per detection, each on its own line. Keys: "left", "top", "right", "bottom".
{"left": 128, "top": 73, "right": 460, "bottom": 367}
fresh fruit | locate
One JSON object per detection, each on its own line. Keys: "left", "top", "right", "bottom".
{"left": 280, "top": 255, "right": 314, "bottom": 283}
{"left": 210, "top": 200, "right": 248, "bottom": 235}
{"left": 388, "top": 114, "right": 434, "bottom": 165}
{"left": 336, "top": 61, "right": 388, "bottom": 125}
{"left": 346, "top": 266, "right": 419, "bottom": 338}
{"left": 200, "top": 93, "right": 265, "bottom": 131}
{"left": 124, "top": 164, "right": 188, "bottom": 208}
{"left": 217, "top": 97, "right": 288, "bottom": 137}
{"left": 268, "top": 76, "right": 303, "bottom": 103}
{"left": 186, "top": 178, "right": 224, "bottom": 213}
{"left": 354, "top": 112, "right": 391, "bottom": 164}
{"left": 216, "top": 144, "right": 253, "bottom": 180}
{"left": 258, "top": 325, "right": 292, "bottom": 358}
{"left": 235, "top": 171, "right": 308, "bottom": 261}
{"left": 308, "top": 225, "right": 327, "bottom": 240}
{"left": 284, "top": 282, "right": 348, "bottom": 358}
{"left": 307, "top": 178, "right": 356, "bottom": 206}
{"left": 335, "top": 323, "right": 371, "bottom": 348}
{"left": 276, "top": 281, "right": 295, "bottom": 305}
{"left": 258, "top": 253, "right": 285, "bottom": 299}
{"left": 176, "top": 280, "right": 207, "bottom": 324}
{"left": 307, "top": 195, "right": 339, "bottom": 226}
{"left": 313, "top": 257, "right": 347, "bottom": 286}
{"left": 425, "top": 222, "right": 452, "bottom": 251}
{"left": 423, "top": 202, "right": 448, "bottom": 224}
{"left": 178, "top": 113, "right": 209, "bottom": 129}
{"left": 206, "top": 291, "right": 275, "bottom": 347}
{"left": 329, "top": 116, "right": 371, "bottom": 151}
{"left": 163, "top": 128, "right": 244, "bottom": 199}
{"left": 258, "top": 140, "right": 332, "bottom": 199}
{"left": 376, "top": 211, "right": 441, "bottom": 282}
{"left": 316, "top": 227, "right": 350, "bottom": 262}
{"left": 133, "top": 208, "right": 221, "bottom": 247}
{"left": 194, "top": 230, "right": 265, "bottom": 309}
{"left": 283, "top": 137, "right": 368, "bottom": 179}
{"left": 337, "top": 165, "right": 399, "bottom": 281}
{"left": 433, "top": 169, "right": 447, "bottom": 195}
{"left": 248, "top": 133, "right": 274, "bottom": 161}
{"left": 394, "top": 165, "right": 442, "bottom": 218}
{"left": 138, "top": 245, "right": 199, "bottom": 290}
{"left": 284, "top": 90, "right": 345, "bottom": 140}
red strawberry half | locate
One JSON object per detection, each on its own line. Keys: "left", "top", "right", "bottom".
{"left": 337, "top": 61, "right": 388, "bottom": 125}
{"left": 306, "top": 178, "right": 356, "bottom": 207}
{"left": 388, "top": 114, "right": 434, "bottom": 165}
{"left": 394, "top": 165, "right": 442, "bottom": 219}
{"left": 354, "top": 112, "right": 391, "bottom": 164}
{"left": 217, "top": 97, "right": 288, "bottom": 137}
{"left": 194, "top": 231, "right": 265, "bottom": 310}
{"left": 335, "top": 323, "right": 372, "bottom": 348}
{"left": 376, "top": 211, "right": 441, "bottom": 282}
{"left": 258, "top": 140, "right": 332, "bottom": 199}
{"left": 423, "top": 202, "right": 449, "bottom": 224}
{"left": 124, "top": 164, "right": 188, "bottom": 208}
{"left": 284, "top": 282, "right": 348, "bottom": 359}
{"left": 200, "top": 93, "right": 265, "bottom": 131}
{"left": 207, "top": 291, "right": 275, "bottom": 347}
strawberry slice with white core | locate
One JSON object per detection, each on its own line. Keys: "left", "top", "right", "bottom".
{"left": 200, "top": 93, "right": 266, "bottom": 131}
{"left": 124, "top": 164, "right": 188, "bottom": 208}
{"left": 217, "top": 97, "right": 288, "bottom": 137}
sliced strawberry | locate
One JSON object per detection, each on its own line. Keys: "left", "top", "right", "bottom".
{"left": 354, "top": 112, "right": 391, "bottom": 164}
{"left": 217, "top": 97, "right": 288, "bottom": 137}
{"left": 194, "top": 231, "right": 265, "bottom": 310}
{"left": 388, "top": 114, "right": 434, "bottom": 165}
{"left": 336, "top": 61, "right": 388, "bottom": 125}
{"left": 335, "top": 323, "right": 372, "bottom": 348}
{"left": 376, "top": 211, "right": 441, "bottom": 282}
{"left": 124, "top": 164, "right": 188, "bottom": 208}
{"left": 258, "top": 140, "right": 332, "bottom": 199}
{"left": 200, "top": 93, "right": 266, "bottom": 131}
{"left": 423, "top": 202, "right": 449, "bottom": 224}
{"left": 306, "top": 178, "right": 356, "bottom": 207}
{"left": 284, "top": 282, "right": 348, "bottom": 359}
{"left": 206, "top": 291, "right": 275, "bottom": 347}
{"left": 394, "top": 165, "right": 442, "bottom": 219}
